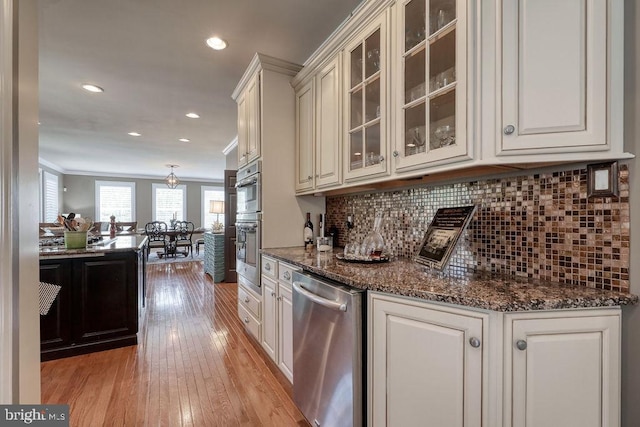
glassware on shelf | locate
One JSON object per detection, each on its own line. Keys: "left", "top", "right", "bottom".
{"left": 434, "top": 124, "right": 455, "bottom": 148}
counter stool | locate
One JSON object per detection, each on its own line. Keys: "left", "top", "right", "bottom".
{"left": 195, "top": 238, "right": 205, "bottom": 255}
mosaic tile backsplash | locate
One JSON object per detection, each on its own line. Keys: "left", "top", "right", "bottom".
{"left": 325, "top": 165, "right": 630, "bottom": 292}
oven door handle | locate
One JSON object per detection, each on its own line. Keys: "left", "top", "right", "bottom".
{"left": 293, "top": 282, "right": 347, "bottom": 312}
{"left": 235, "top": 177, "right": 258, "bottom": 188}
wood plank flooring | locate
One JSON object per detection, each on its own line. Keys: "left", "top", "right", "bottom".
{"left": 41, "top": 261, "right": 309, "bottom": 426}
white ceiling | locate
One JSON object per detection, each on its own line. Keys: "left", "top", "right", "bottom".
{"left": 38, "top": 0, "right": 362, "bottom": 182}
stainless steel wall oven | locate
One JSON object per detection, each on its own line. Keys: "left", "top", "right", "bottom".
{"left": 235, "top": 160, "right": 262, "bottom": 293}
{"left": 235, "top": 160, "right": 261, "bottom": 215}
{"left": 235, "top": 213, "right": 261, "bottom": 293}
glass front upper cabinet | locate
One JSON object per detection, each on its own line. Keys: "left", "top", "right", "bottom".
{"left": 345, "top": 13, "right": 388, "bottom": 181}
{"left": 395, "top": 0, "right": 468, "bottom": 172}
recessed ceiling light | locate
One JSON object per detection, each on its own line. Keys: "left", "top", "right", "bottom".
{"left": 128, "top": 132, "right": 141, "bottom": 137}
{"left": 179, "top": 138, "right": 190, "bottom": 143}
{"left": 206, "top": 37, "right": 227, "bottom": 50}
{"left": 81, "top": 84, "right": 104, "bottom": 93}
{"left": 185, "top": 112, "right": 200, "bottom": 119}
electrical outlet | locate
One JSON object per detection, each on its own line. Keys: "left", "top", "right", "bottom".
{"left": 346, "top": 215, "right": 354, "bottom": 229}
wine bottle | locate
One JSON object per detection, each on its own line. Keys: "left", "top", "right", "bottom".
{"left": 304, "top": 212, "right": 314, "bottom": 249}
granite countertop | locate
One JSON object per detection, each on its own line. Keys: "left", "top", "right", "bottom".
{"left": 261, "top": 247, "right": 639, "bottom": 312}
{"left": 40, "top": 235, "right": 148, "bottom": 259}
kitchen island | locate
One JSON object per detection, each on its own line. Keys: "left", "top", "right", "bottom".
{"left": 40, "top": 235, "right": 148, "bottom": 360}
{"left": 263, "top": 246, "right": 637, "bottom": 427}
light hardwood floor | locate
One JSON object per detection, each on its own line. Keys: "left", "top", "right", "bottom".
{"left": 41, "top": 261, "right": 308, "bottom": 426}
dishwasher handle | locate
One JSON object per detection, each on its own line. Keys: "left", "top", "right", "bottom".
{"left": 293, "top": 282, "right": 347, "bottom": 312}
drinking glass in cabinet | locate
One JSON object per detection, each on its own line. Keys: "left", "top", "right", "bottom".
{"left": 364, "top": 29, "right": 381, "bottom": 79}
{"left": 429, "top": 89, "right": 456, "bottom": 149}
{"left": 405, "top": 0, "right": 426, "bottom": 51}
{"left": 350, "top": 131, "right": 364, "bottom": 171}
{"left": 365, "top": 79, "right": 381, "bottom": 122}
{"left": 350, "top": 89, "right": 363, "bottom": 128}
{"left": 429, "top": 0, "right": 456, "bottom": 34}
{"left": 350, "top": 45, "right": 363, "bottom": 88}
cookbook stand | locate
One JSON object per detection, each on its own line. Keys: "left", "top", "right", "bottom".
{"left": 415, "top": 205, "right": 476, "bottom": 270}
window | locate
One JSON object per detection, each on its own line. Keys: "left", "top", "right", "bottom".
{"left": 95, "top": 181, "right": 135, "bottom": 222}
{"left": 152, "top": 183, "right": 186, "bottom": 223}
{"left": 202, "top": 186, "right": 225, "bottom": 230}
{"left": 41, "top": 170, "right": 60, "bottom": 222}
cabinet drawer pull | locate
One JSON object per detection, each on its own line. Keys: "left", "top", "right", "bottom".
{"left": 244, "top": 297, "right": 250, "bottom": 303}
{"left": 283, "top": 271, "right": 291, "bottom": 280}
{"left": 516, "top": 340, "right": 527, "bottom": 351}
{"left": 271, "top": 291, "right": 276, "bottom": 297}
{"left": 469, "top": 337, "right": 481, "bottom": 348}
{"left": 265, "top": 263, "right": 271, "bottom": 271}
{"left": 504, "top": 124, "right": 515, "bottom": 135}
{"left": 244, "top": 317, "right": 250, "bottom": 324}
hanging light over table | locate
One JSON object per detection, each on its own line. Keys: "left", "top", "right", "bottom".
{"left": 165, "top": 164, "right": 180, "bottom": 189}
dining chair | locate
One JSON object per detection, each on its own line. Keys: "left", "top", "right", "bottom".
{"left": 174, "top": 221, "right": 195, "bottom": 258}
{"left": 116, "top": 221, "right": 137, "bottom": 233}
{"left": 144, "top": 221, "right": 168, "bottom": 260}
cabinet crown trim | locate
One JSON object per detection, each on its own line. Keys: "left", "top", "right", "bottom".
{"left": 232, "top": 52, "right": 302, "bottom": 100}
{"left": 292, "top": 0, "right": 393, "bottom": 87}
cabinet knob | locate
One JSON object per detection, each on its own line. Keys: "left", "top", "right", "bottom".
{"left": 516, "top": 340, "right": 527, "bottom": 351}
{"left": 393, "top": 150, "right": 399, "bottom": 157}
{"left": 378, "top": 155, "right": 385, "bottom": 163}
{"left": 265, "top": 263, "right": 271, "bottom": 271}
{"left": 283, "top": 271, "right": 291, "bottom": 280}
{"left": 277, "top": 296, "right": 282, "bottom": 301}
{"left": 271, "top": 291, "right": 276, "bottom": 297}
{"left": 307, "top": 175, "right": 313, "bottom": 181}
{"left": 244, "top": 317, "right": 250, "bottom": 324}
{"left": 504, "top": 125, "right": 515, "bottom": 135}
{"left": 244, "top": 297, "right": 250, "bottom": 303}
{"left": 469, "top": 337, "right": 481, "bottom": 348}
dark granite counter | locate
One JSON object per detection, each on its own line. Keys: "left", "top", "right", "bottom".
{"left": 40, "top": 234, "right": 148, "bottom": 259}
{"left": 261, "top": 247, "right": 638, "bottom": 312}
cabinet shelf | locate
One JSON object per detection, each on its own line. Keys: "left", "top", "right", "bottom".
{"left": 428, "top": 19, "right": 456, "bottom": 44}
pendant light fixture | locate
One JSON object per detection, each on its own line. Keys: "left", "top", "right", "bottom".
{"left": 165, "top": 164, "right": 180, "bottom": 189}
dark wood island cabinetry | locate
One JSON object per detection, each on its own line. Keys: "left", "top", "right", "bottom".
{"left": 39, "top": 235, "right": 147, "bottom": 360}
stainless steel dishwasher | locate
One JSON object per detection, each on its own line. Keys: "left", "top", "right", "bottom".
{"left": 292, "top": 271, "right": 364, "bottom": 427}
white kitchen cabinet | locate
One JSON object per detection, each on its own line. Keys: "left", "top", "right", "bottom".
{"left": 494, "top": 0, "right": 625, "bottom": 159}
{"left": 261, "top": 275, "right": 277, "bottom": 361}
{"left": 295, "top": 54, "right": 343, "bottom": 193}
{"left": 392, "top": 0, "right": 473, "bottom": 173}
{"left": 504, "top": 310, "right": 621, "bottom": 427}
{"left": 276, "top": 263, "right": 295, "bottom": 381}
{"left": 259, "top": 256, "right": 297, "bottom": 383}
{"left": 295, "top": 78, "right": 315, "bottom": 192}
{"left": 369, "top": 291, "right": 622, "bottom": 427}
{"left": 369, "top": 292, "right": 486, "bottom": 427}
{"left": 237, "top": 274, "right": 261, "bottom": 342}
{"left": 236, "top": 71, "right": 261, "bottom": 167}
{"left": 343, "top": 10, "right": 391, "bottom": 183}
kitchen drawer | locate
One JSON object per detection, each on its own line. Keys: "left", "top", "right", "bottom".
{"left": 238, "top": 303, "right": 261, "bottom": 341}
{"left": 262, "top": 256, "right": 278, "bottom": 279}
{"left": 278, "top": 262, "right": 298, "bottom": 288}
{"left": 238, "top": 284, "right": 261, "bottom": 319}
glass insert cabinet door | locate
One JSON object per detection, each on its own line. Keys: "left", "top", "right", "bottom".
{"left": 396, "top": 0, "right": 468, "bottom": 171}
{"left": 345, "top": 14, "right": 388, "bottom": 180}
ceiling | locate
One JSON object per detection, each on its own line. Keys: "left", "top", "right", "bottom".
{"left": 38, "top": 0, "right": 362, "bottom": 182}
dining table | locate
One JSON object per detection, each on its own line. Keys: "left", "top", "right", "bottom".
{"left": 150, "top": 227, "right": 206, "bottom": 258}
